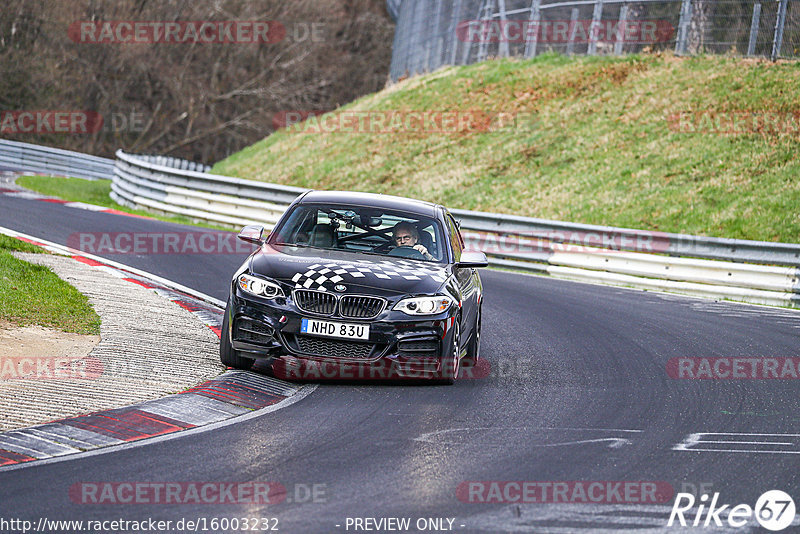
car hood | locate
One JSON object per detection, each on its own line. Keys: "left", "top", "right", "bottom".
{"left": 249, "top": 244, "right": 450, "bottom": 297}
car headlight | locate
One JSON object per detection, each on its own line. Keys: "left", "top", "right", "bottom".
{"left": 394, "top": 296, "right": 452, "bottom": 315}
{"left": 238, "top": 274, "right": 285, "bottom": 299}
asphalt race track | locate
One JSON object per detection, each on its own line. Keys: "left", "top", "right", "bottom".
{"left": 2, "top": 192, "right": 800, "bottom": 533}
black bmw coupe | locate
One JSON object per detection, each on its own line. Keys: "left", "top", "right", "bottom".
{"left": 221, "top": 190, "right": 487, "bottom": 384}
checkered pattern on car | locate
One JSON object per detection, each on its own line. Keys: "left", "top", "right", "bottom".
{"left": 290, "top": 260, "right": 447, "bottom": 291}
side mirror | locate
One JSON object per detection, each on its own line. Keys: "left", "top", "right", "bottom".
{"left": 237, "top": 225, "right": 266, "bottom": 245}
{"left": 457, "top": 251, "right": 488, "bottom": 268}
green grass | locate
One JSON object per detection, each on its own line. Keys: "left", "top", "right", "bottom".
{"left": 212, "top": 53, "right": 800, "bottom": 243}
{"left": 17, "top": 175, "right": 114, "bottom": 206}
{"left": 0, "top": 237, "right": 101, "bottom": 334}
{"left": 0, "top": 234, "right": 44, "bottom": 254}
{"left": 16, "top": 176, "right": 233, "bottom": 232}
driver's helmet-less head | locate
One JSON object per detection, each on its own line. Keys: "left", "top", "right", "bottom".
{"left": 392, "top": 221, "right": 419, "bottom": 245}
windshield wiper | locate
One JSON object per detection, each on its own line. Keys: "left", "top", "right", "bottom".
{"left": 275, "top": 242, "right": 338, "bottom": 251}
{"left": 356, "top": 249, "right": 437, "bottom": 262}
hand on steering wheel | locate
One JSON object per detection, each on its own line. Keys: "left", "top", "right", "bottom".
{"left": 412, "top": 244, "right": 429, "bottom": 257}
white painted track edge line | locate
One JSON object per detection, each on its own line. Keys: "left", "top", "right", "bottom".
{"left": 0, "top": 224, "right": 319, "bottom": 471}
{"left": 0, "top": 225, "right": 226, "bottom": 308}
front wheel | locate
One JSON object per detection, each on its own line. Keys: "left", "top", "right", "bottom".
{"left": 462, "top": 306, "right": 481, "bottom": 368}
{"left": 436, "top": 316, "right": 460, "bottom": 385}
{"left": 220, "top": 305, "right": 254, "bottom": 370}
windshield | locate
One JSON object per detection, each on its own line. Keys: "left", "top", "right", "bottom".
{"left": 270, "top": 203, "right": 446, "bottom": 263}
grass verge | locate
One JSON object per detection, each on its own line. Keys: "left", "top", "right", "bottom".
{"left": 16, "top": 176, "right": 232, "bottom": 232}
{"left": 0, "top": 236, "right": 101, "bottom": 334}
{"left": 212, "top": 53, "right": 800, "bottom": 243}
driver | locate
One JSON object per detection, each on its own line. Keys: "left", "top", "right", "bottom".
{"left": 391, "top": 221, "right": 433, "bottom": 260}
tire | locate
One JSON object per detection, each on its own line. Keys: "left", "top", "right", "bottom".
{"left": 436, "top": 316, "right": 460, "bottom": 385}
{"left": 220, "top": 305, "right": 254, "bottom": 371}
{"left": 462, "top": 306, "right": 481, "bottom": 368}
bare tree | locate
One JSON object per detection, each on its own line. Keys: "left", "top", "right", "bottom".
{"left": 0, "top": 0, "right": 394, "bottom": 163}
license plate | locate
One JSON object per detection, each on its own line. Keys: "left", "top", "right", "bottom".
{"left": 300, "top": 318, "right": 370, "bottom": 340}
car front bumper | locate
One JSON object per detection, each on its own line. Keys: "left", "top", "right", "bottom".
{"left": 227, "top": 289, "right": 458, "bottom": 380}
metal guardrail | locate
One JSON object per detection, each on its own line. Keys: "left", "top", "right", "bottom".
{"left": 0, "top": 139, "right": 114, "bottom": 181}
{"left": 126, "top": 154, "right": 212, "bottom": 174}
{"left": 111, "top": 150, "right": 800, "bottom": 308}
{"left": 111, "top": 150, "right": 306, "bottom": 228}
{"left": 451, "top": 208, "right": 800, "bottom": 266}
{"left": 0, "top": 142, "right": 795, "bottom": 308}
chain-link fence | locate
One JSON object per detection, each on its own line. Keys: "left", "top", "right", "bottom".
{"left": 388, "top": 0, "right": 799, "bottom": 80}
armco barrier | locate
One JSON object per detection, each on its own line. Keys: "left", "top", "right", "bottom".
{"left": 0, "top": 139, "right": 113, "bottom": 181}
{"left": 111, "top": 149, "right": 800, "bottom": 308}
{"left": 2, "top": 142, "right": 797, "bottom": 308}
{"left": 452, "top": 210, "right": 800, "bottom": 266}
{"left": 111, "top": 150, "right": 304, "bottom": 228}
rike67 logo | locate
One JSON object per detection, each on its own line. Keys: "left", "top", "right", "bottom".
{"left": 668, "top": 490, "right": 796, "bottom": 531}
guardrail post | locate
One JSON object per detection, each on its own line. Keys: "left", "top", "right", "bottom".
{"left": 675, "top": 0, "right": 693, "bottom": 55}
{"left": 614, "top": 4, "right": 629, "bottom": 55}
{"left": 408, "top": 1, "right": 426, "bottom": 75}
{"left": 461, "top": 0, "right": 479, "bottom": 65}
{"left": 771, "top": 0, "right": 789, "bottom": 60}
{"left": 748, "top": 3, "right": 762, "bottom": 55}
{"left": 423, "top": 43, "right": 432, "bottom": 72}
{"left": 588, "top": 0, "right": 605, "bottom": 55}
{"left": 524, "top": 0, "right": 542, "bottom": 57}
{"left": 477, "top": 0, "right": 495, "bottom": 63}
{"left": 449, "top": 0, "right": 464, "bottom": 64}
{"left": 498, "top": 0, "right": 510, "bottom": 57}
{"left": 430, "top": 0, "right": 444, "bottom": 71}
{"left": 567, "top": 8, "right": 580, "bottom": 55}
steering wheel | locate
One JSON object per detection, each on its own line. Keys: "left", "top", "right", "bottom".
{"left": 373, "top": 241, "right": 394, "bottom": 254}
{"left": 388, "top": 246, "right": 425, "bottom": 260}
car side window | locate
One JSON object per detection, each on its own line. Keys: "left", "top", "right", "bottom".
{"left": 445, "top": 214, "right": 462, "bottom": 262}
{"left": 416, "top": 223, "right": 441, "bottom": 261}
